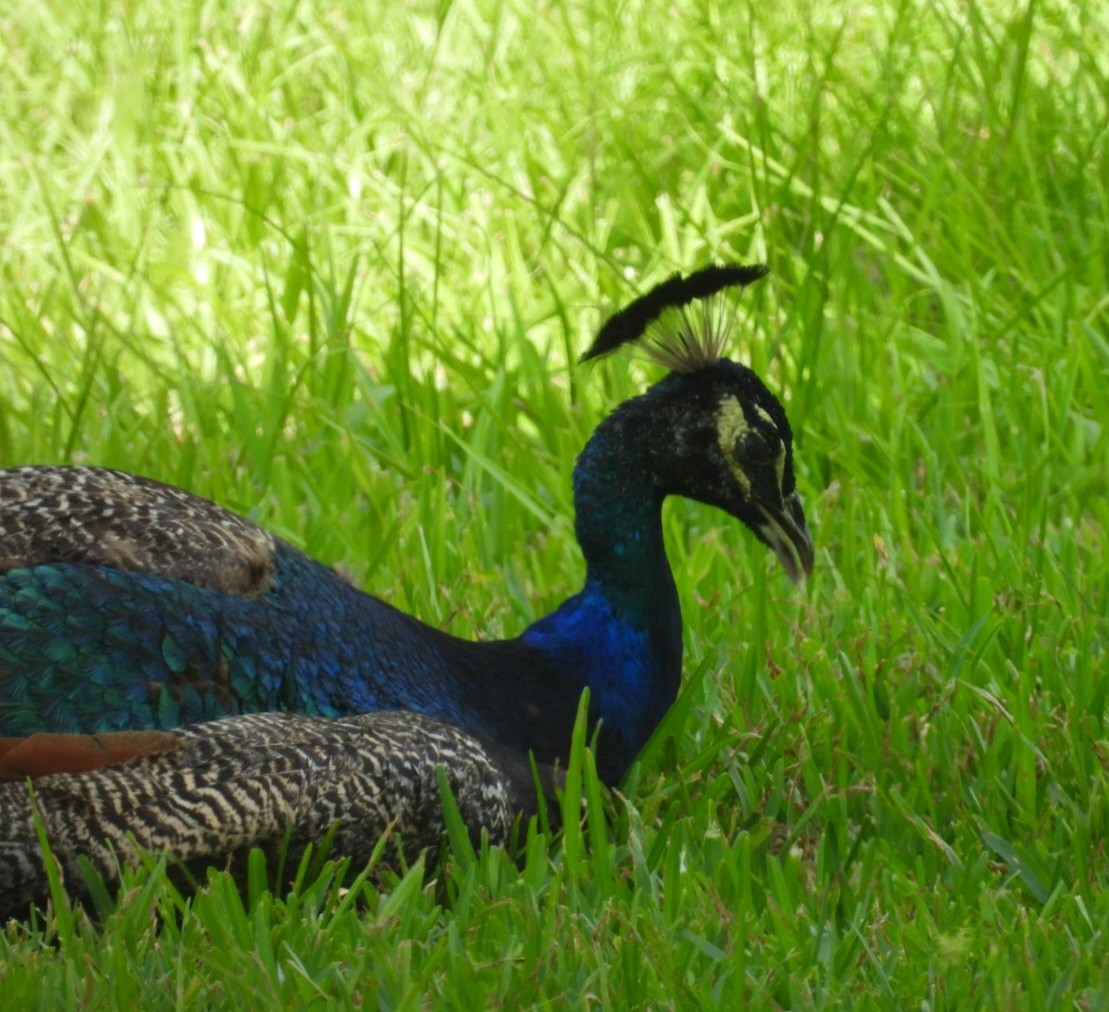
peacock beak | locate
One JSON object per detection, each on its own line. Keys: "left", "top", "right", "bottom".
{"left": 756, "top": 491, "right": 814, "bottom": 584}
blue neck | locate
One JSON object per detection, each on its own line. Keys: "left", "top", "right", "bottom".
{"left": 518, "top": 425, "right": 683, "bottom": 772}
{"left": 572, "top": 434, "right": 672, "bottom": 621}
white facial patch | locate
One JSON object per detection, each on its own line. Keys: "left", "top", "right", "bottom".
{"left": 715, "top": 395, "right": 752, "bottom": 494}
{"left": 716, "top": 395, "right": 750, "bottom": 444}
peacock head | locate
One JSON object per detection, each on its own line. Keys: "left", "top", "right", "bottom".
{"left": 581, "top": 265, "right": 814, "bottom": 582}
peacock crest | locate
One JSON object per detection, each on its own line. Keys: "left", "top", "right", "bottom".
{"left": 582, "top": 263, "right": 769, "bottom": 372}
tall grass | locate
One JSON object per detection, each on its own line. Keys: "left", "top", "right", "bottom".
{"left": 1, "top": 0, "right": 1106, "bottom": 1005}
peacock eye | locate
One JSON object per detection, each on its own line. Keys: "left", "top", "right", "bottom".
{"left": 741, "top": 429, "right": 780, "bottom": 462}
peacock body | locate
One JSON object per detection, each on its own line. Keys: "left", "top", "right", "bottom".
{"left": 0, "top": 266, "right": 813, "bottom": 785}
{"left": 0, "top": 710, "right": 550, "bottom": 920}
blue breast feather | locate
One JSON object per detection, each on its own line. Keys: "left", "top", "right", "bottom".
{"left": 521, "top": 583, "right": 656, "bottom": 748}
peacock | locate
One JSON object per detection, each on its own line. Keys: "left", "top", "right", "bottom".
{"left": 0, "top": 265, "right": 813, "bottom": 786}
{"left": 0, "top": 710, "right": 554, "bottom": 920}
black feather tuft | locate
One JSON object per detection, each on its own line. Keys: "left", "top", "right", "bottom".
{"left": 581, "top": 263, "right": 768, "bottom": 363}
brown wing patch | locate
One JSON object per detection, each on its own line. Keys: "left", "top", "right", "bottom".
{"left": 0, "top": 466, "right": 276, "bottom": 595}
{"left": 0, "top": 730, "right": 185, "bottom": 780}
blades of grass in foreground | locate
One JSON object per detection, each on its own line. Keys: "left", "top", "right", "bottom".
{"left": 1, "top": 0, "right": 1106, "bottom": 1004}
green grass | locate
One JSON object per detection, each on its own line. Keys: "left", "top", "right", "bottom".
{"left": 1, "top": 0, "right": 1106, "bottom": 1005}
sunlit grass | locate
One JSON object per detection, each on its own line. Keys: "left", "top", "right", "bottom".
{"left": 1, "top": 0, "right": 1106, "bottom": 1005}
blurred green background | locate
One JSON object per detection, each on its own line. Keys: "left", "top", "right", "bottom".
{"left": 1, "top": 0, "right": 1106, "bottom": 1005}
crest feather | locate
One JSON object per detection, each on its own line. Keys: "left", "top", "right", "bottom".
{"left": 581, "top": 263, "right": 768, "bottom": 370}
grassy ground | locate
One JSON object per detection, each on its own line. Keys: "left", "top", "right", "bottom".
{"left": 1, "top": 0, "right": 1106, "bottom": 1005}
